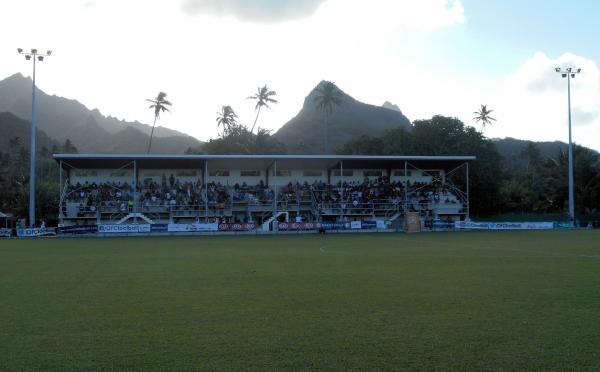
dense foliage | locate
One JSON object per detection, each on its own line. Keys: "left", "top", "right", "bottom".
{"left": 338, "top": 115, "right": 600, "bottom": 218}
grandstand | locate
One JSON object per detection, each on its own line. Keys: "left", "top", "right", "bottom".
{"left": 53, "top": 154, "right": 475, "bottom": 230}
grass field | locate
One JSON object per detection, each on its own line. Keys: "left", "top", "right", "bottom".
{"left": 2, "top": 231, "right": 600, "bottom": 371}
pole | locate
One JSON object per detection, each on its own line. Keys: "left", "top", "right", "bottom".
{"left": 59, "top": 160, "right": 63, "bottom": 225}
{"left": 466, "top": 162, "right": 470, "bottom": 221}
{"left": 28, "top": 57, "right": 37, "bottom": 227}
{"left": 567, "top": 74, "right": 575, "bottom": 223}
{"left": 273, "top": 160, "right": 278, "bottom": 215}
{"left": 340, "top": 160, "right": 344, "bottom": 220}
{"left": 404, "top": 161, "right": 408, "bottom": 215}
{"left": 204, "top": 161, "right": 208, "bottom": 222}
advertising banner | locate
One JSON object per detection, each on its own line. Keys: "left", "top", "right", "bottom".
{"left": 16, "top": 228, "right": 57, "bottom": 237}
{"left": 150, "top": 224, "right": 169, "bottom": 233}
{"left": 0, "top": 228, "right": 12, "bottom": 237}
{"left": 454, "top": 221, "right": 491, "bottom": 230}
{"left": 454, "top": 221, "right": 554, "bottom": 230}
{"left": 218, "top": 223, "right": 256, "bottom": 231}
{"left": 361, "top": 221, "right": 377, "bottom": 229}
{"left": 432, "top": 221, "right": 455, "bottom": 230}
{"left": 319, "top": 222, "right": 347, "bottom": 230}
{"left": 57, "top": 225, "right": 98, "bottom": 235}
{"left": 98, "top": 224, "right": 151, "bottom": 234}
{"left": 168, "top": 223, "right": 219, "bottom": 232}
{"left": 278, "top": 222, "right": 317, "bottom": 231}
{"left": 350, "top": 221, "right": 362, "bottom": 229}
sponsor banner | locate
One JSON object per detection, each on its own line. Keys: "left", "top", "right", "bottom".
{"left": 361, "top": 221, "right": 377, "bottom": 229}
{"left": 555, "top": 221, "right": 575, "bottom": 229}
{"left": 278, "top": 222, "right": 317, "bottom": 231}
{"left": 151, "top": 224, "right": 169, "bottom": 233}
{"left": 433, "top": 221, "right": 455, "bottom": 230}
{"left": 454, "top": 221, "right": 490, "bottom": 230}
{"left": 350, "top": 221, "right": 362, "bottom": 229}
{"left": 218, "top": 223, "right": 256, "bottom": 231}
{"left": 16, "top": 228, "right": 57, "bottom": 237}
{"left": 168, "top": 223, "right": 219, "bottom": 232}
{"left": 0, "top": 228, "right": 12, "bottom": 237}
{"left": 455, "top": 221, "right": 554, "bottom": 230}
{"left": 377, "top": 220, "right": 386, "bottom": 229}
{"left": 98, "top": 224, "right": 151, "bottom": 234}
{"left": 490, "top": 222, "right": 553, "bottom": 230}
{"left": 57, "top": 225, "right": 98, "bottom": 235}
{"left": 319, "top": 222, "right": 347, "bottom": 230}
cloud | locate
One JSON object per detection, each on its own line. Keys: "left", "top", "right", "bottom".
{"left": 181, "top": 0, "right": 327, "bottom": 22}
{"left": 487, "top": 52, "right": 600, "bottom": 151}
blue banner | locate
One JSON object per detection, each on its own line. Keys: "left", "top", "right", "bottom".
{"left": 361, "top": 221, "right": 377, "bottom": 229}
{"left": 320, "top": 222, "right": 347, "bottom": 230}
{"left": 58, "top": 225, "right": 98, "bottom": 235}
{"left": 151, "top": 224, "right": 169, "bottom": 233}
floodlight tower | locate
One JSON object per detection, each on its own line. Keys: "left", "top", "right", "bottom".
{"left": 555, "top": 66, "right": 581, "bottom": 224}
{"left": 17, "top": 48, "right": 52, "bottom": 228}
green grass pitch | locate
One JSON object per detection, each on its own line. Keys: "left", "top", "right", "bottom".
{"left": 1, "top": 231, "right": 600, "bottom": 370}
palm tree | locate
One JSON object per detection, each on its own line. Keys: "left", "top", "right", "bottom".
{"left": 313, "top": 81, "right": 343, "bottom": 153}
{"left": 146, "top": 92, "right": 172, "bottom": 154}
{"left": 247, "top": 85, "right": 278, "bottom": 134}
{"left": 473, "top": 104, "right": 496, "bottom": 130}
{"left": 215, "top": 105, "right": 238, "bottom": 137}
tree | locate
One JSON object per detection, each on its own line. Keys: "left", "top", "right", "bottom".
{"left": 146, "top": 92, "right": 172, "bottom": 154}
{"left": 215, "top": 106, "right": 238, "bottom": 137}
{"left": 313, "top": 81, "right": 343, "bottom": 153}
{"left": 247, "top": 85, "right": 278, "bottom": 134}
{"left": 62, "top": 139, "right": 78, "bottom": 154}
{"left": 473, "top": 104, "right": 496, "bottom": 130}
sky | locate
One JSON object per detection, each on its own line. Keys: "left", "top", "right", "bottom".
{"left": 1, "top": 0, "right": 599, "bottom": 151}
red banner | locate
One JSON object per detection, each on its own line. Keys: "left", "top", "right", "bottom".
{"left": 278, "top": 222, "right": 317, "bottom": 231}
{"left": 218, "top": 223, "right": 256, "bottom": 231}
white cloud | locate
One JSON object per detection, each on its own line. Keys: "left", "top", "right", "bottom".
{"left": 486, "top": 52, "right": 600, "bottom": 151}
{"left": 0, "top": 0, "right": 467, "bottom": 145}
{"left": 181, "top": 0, "right": 327, "bottom": 22}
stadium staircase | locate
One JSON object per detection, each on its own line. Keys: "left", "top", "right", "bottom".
{"left": 117, "top": 213, "right": 154, "bottom": 225}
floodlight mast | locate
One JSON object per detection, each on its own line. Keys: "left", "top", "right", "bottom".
{"left": 17, "top": 48, "right": 52, "bottom": 228}
{"left": 555, "top": 66, "right": 581, "bottom": 224}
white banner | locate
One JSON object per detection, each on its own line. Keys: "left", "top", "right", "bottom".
{"left": 16, "top": 228, "right": 56, "bottom": 237}
{"left": 167, "top": 223, "right": 219, "bottom": 232}
{"left": 454, "top": 221, "right": 554, "bottom": 230}
{"left": 98, "top": 224, "right": 151, "bottom": 234}
{"left": 376, "top": 220, "right": 386, "bottom": 229}
{"left": 490, "top": 222, "right": 554, "bottom": 230}
{"left": 350, "top": 221, "right": 362, "bottom": 229}
{"left": 0, "top": 228, "right": 12, "bottom": 237}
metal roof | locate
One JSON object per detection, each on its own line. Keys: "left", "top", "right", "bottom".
{"left": 53, "top": 154, "right": 476, "bottom": 171}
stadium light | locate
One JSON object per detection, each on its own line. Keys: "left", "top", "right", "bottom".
{"left": 17, "top": 47, "right": 52, "bottom": 228}
{"left": 555, "top": 66, "right": 581, "bottom": 225}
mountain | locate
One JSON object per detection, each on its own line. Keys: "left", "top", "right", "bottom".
{"left": 493, "top": 137, "right": 569, "bottom": 161}
{"left": 0, "top": 112, "right": 60, "bottom": 154}
{"left": 0, "top": 73, "right": 201, "bottom": 153}
{"left": 274, "top": 81, "right": 411, "bottom": 153}
{"left": 382, "top": 101, "right": 402, "bottom": 112}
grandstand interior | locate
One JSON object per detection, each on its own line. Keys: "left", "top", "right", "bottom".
{"left": 53, "top": 154, "right": 475, "bottom": 230}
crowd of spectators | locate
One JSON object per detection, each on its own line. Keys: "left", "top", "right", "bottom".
{"left": 64, "top": 174, "right": 460, "bottom": 218}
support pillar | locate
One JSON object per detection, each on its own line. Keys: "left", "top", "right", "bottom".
{"left": 466, "top": 162, "right": 470, "bottom": 221}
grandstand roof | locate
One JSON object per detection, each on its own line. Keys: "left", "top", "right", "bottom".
{"left": 53, "top": 154, "right": 476, "bottom": 170}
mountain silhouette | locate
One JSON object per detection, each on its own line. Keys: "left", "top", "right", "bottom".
{"left": 274, "top": 81, "right": 412, "bottom": 153}
{"left": 0, "top": 73, "right": 201, "bottom": 154}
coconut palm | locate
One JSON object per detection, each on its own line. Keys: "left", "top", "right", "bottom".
{"left": 216, "top": 105, "right": 238, "bottom": 137}
{"left": 313, "top": 81, "right": 343, "bottom": 153}
{"left": 146, "top": 92, "right": 172, "bottom": 154}
{"left": 473, "top": 104, "right": 496, "bottom": 130}
{"left": 247, "top": 85, "right": 278, "bottom": 134}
